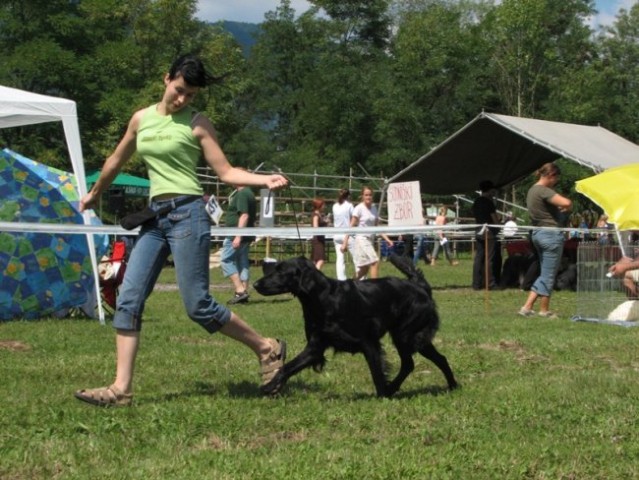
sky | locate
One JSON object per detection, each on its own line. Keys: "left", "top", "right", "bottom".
{"left": 195, "top": 0, "right": 312, "bottom": 24}
{"left": 196, "top": 0, "right": 637, "bottom": 26}
{"left": 591, "top": 0, "right": 637, "bottom": 27}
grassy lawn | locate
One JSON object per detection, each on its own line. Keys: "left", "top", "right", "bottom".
{"left": 1, "top": 255, "right": 638, "bottom": 479}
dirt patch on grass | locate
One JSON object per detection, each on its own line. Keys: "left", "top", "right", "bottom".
{"left": 200, "top": 434, "right": 230, "bottom": 451}
{"left": 479, "top": 339, "right": 548, "bottom": 363}
{"left": 0, "top": 340, "right": 31, "bottom": 352}
{"left": 244, "top": 431, "right": 307, "bottom": 450}
{"left": 197, "top": 431, "right": 307, "bottom": 452}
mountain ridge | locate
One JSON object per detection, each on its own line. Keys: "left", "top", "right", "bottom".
{"left": 221, "top": 20, "right": 260, "bottom": 56}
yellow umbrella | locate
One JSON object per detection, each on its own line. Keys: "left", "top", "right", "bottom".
{"left": 575, "top": 163, "right": 639, "bottom": 231}
{"left": 576, "top": 163, "right": 639, "bottom": 257}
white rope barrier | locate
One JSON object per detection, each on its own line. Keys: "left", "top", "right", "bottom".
{"left": 0, "top": 220, "right": 599, "bottom": 239}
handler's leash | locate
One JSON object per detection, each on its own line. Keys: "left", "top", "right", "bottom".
{"left": 284, "top": 185, "right": 304, "bottom": 255}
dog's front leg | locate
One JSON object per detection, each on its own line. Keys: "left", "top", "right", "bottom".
{"left": 261, "top": 343, "right": 326, "bottom": 395}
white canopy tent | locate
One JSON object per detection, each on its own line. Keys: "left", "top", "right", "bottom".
{"left": 0, "top": 85, "right": 104, "bottom": 323}
{"left": 389, "top": 112, "right": 639, "bottom": 195}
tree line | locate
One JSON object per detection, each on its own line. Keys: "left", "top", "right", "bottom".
{"left": 1, "top": 0, "right": 637, "bottom": 213}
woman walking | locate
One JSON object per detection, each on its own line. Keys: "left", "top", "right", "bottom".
{"left": 74, "top": 54, "right": 288, "bottom": 406}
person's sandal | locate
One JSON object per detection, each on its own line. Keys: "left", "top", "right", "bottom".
{"left": 518, "top": 308, "right": 535, "bottom": 317}
{"left": 538, "top": 311, "right": 559, "bottom": 319}
{"left": 259, "top": 338, "right": 286, "bottom": 388}
{"left": 74, "top": 384, "right": 133, "bottom": 407}
{"left": 228, "top": 291, "right": 249, "bottom": 305}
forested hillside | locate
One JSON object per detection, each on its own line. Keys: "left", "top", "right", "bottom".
{"left": 222, "top": 21, "right": 260, "bottom": 56}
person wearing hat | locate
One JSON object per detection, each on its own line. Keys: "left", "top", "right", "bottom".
{"left": 472, "top": 180, "right": 502, "bottom": 290}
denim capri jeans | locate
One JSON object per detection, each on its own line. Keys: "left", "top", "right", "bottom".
{"left": 113, "top": 196, "right": 231, "bottom": 332}
{"left": 530, "top": 229, "right": 565, "bottom": 297}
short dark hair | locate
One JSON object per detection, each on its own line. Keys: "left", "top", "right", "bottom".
{"left": 168, "top": 54, "right": 214, "bottom": 88}
{"left": 337, "top": 188, "right": 350, "bottom": 203}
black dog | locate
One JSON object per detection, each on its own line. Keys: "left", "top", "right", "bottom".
{"left": 500, "top": 253, "right": 537, "bottom": 289}
{"left": 555, "top": 263, "right": 577, "bottom": 291}
{"left": 253, "top": 254, "right": 458, "bottom": 397}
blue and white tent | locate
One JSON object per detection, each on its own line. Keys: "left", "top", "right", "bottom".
{"left": 0, "top": 85, "right": 105, "bottom": 321}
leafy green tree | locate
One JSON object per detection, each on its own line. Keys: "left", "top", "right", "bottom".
{"left": 585, "top": 3, "right": 639, "bottom": 142}
{"left": 0, "top": 0, "right": 245, "bottom": 177}
{"left": 311, "top": 0, "right": 392, "bottom": 50}
{"left": 80, "top": 0, "right": 212, "bottom": 172}
{"left": 387, "top": 1, "right": 495, "bottom": 167}
{"left": 239, "top": 1, "right": 305, "bottom": 161}
{"left": 483, "top": 0, "right": 595, "bottom": 118}
{"left": 0, "top": 1, "right": 91, "bottom": 167}
{"left": 242, "top": 0, "right": 394, "bottom": 176}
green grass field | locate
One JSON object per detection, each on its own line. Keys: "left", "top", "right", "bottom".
{"left": 1, "top": 256, "right": 638, "bottom": 479}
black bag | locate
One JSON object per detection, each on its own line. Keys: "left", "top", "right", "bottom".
{"left": 120, "top": 196, "right": 198, "bottom": 230}
{"left": 120, "top": 207, "right": 159, "bottom": 230}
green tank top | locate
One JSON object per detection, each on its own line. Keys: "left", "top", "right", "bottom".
{"left": 136, "top": 104, "right": 203, "bottom": 199}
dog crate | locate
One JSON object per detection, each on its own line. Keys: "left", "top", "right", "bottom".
{"left": 573, "top": 240, "right": 638, "bottom": 323}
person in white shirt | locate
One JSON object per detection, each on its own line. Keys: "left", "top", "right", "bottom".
{"left": 332, "top": 189, "right": 355, "bottom": 280}
{"left": 342, "top": 186, "right": 393, "bottom": 280}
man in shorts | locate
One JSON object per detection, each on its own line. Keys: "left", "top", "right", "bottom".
{"left": 221, "top": 181, "right": 256, "bottom": 304}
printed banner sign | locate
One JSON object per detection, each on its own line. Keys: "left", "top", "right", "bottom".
{"left": 387, "top": 181, "right": 423, "bottom": 226}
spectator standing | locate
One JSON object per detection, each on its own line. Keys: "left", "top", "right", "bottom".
{"left": 413, "top": 215, "right": 433, "bottom": 266}
{"left": 431, "top": 206, "right": 458, "bottom": 266}
{"left": 311, "top": 197, "right": 329, "bottom": 270}
{"left": 472, "top": 180, "right": 502, "bottom": 290}
{"left": 343, "top": 186, "right": 393, "bottom": 280}
{"left": 596, "top": 214, "right": 610, "bottom": 245}
{"left": 518, "top": 163, "right": 572, "bottom": 318}
{"left": 222, "top": 179, "right": 257, "bottom": 305}
{"left": 332, "top": 188, "right": 355, "bottom": 280}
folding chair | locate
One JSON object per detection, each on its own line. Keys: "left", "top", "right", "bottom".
{"left": 98, "top": 240, "right": 128, "bottom": 313}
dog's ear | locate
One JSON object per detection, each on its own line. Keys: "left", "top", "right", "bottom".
{"left": 262, "top": 258, "right": 278, "bottom": 276}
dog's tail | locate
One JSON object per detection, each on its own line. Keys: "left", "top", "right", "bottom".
{"left": 388, "top": 253, "right": 432, "bottom": 297}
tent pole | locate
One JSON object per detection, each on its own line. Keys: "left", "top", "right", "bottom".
{"left": 615, "top": 228, "right": 626, "bottom": 258}
{"left": 483, "top": 226, "right": 490, "bottom": 312}
{"left": 484, "top": 227, "right": 489, "bottom": 290}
